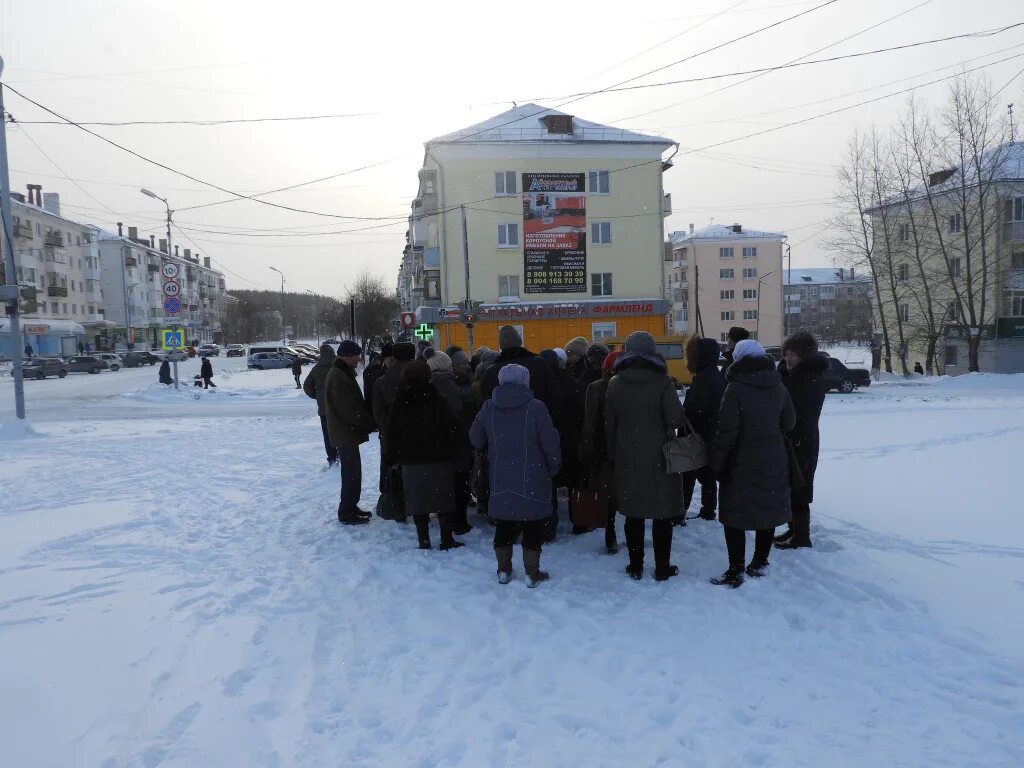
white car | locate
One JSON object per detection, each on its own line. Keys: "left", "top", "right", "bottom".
{"left": 96, "top": 353, "right": 123, "bottom": 371}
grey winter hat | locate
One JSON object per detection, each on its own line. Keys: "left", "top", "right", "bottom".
{"left": 426, "top": 351, "right": 453, "bottom": 373}
{"left": 450, "top": 350, "right": 470, "bottom": 367}
{"left": 564, "top": 336, "right": 589, "bottom": 359}
{"left": 624, "top": 331, "right": 657, "bottom": 355}
{"left": 498, "top": 363, "right": 530, "bottom": 387}
{"left": 498, "top": 325, "right": 523, "bottom": 350}
{"left": 732, "top": 339, "right": 766, "bottom": 361}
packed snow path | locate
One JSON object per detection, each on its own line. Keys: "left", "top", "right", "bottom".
{"left": 1, "top": 359, "right": 1022, "bottom": 767}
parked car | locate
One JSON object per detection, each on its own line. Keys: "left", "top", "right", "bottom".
{"left": 95, "top": 353, "right": 123, "bottom": 371}
{"left": 285, "top": 346, "right": 317, "bottom": 364}
{"left": 198, "top": 344, "right": 221, "bottom": 357}
{"left": 225, "top": 344, "right": 245, "bottom": 357}
{"left": 824, "top": 357, "right": 871, "bottom": 393}
{"left": 67, "top": 356, "right": 109, "bottom": 374}
{"left": 14, "top": 357, "right": 69, "bottom": 380}
{"left": 248, "top": 352, "right": 292, "bottom": 370}
{"left": 122, "top": 351, "right": 160, "bottom": 367}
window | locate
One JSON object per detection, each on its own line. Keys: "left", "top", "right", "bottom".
{"left": 720, "top": 332, "right": 729, "bottom": 343}
{"left": 899, "top": 223, "right": 910, "bottom": 242}
{"left": 588, "top": 170, "right": 610, "bottom": 194}
{"left": 721, "top": 310, "right": 734, "bottom": 321}
{"left": 720, "top": 290, "right": 735, "bottom": 300}
{"left": 495, "top": 171, "right": 517, "bottom": 196}
{"left": 846, "top": 287, "right": 854, "bottom": 297}
{"left": 62, "top": 302, "right": 68, "bottom": 314}
{"left": 39, "top": 302, "right": 46, "bottom": 313}
{"left": 498, "top": 275, "right": 520, "bottom": 297}
{"left": 591, "top": 272, "right": 613, "bottom": 296}
{"left": 947, "top": 302, "right": 960, "bottom": 321}
{"left": 1013, "top": 252, "right": 1024, "bottom": 269}
{"left": 810, "top": 286, "right": 818, "bottom": 296}
{"left": 425, "top": 275, "right": 440, "bottom": 299}
{"left": 742, "top": 246, "right": 757, "bottom": 259}
{"left": 742, "top": 267, "right": 757, "bottom": 279}
{"left": 743, "top": 309, "right": 758, "bottom": 320}
{"left": 76, "top": 236, "right": 81, "bottom": 246}
{"left": 1005, "top": 197, "right": 1024, "bottom": 221}
{"left": 719, "top": 247, "right": 734, "bottom": 259}
{"left": 897, "top": 263, "right": 909, "bottom": 282}
{"left": 743, "top": 289, "right": 757, "bottom": 300}
{"left": 497, "top": 223, "right": 519, "bottom": 248}
{"left": 899, "top": 303, "right": 909, "bottom": 322}
{"left": 72, "top": 304, "right": 77, "bottom": 315}
{"left": 947, "top": 257, "right": 962, "bottom": 278}
{"left": 720, "top": 268, "right": 734, "bottom": 280}
{"left": 591, "top": 221, "right": 612, "bottom": 245}
{"left": 1008, "top": 292, "right": 1024, "bottom": 317}
{"left": 944, "top": 345, "right": 959, "bottom": 367}
{"left": 948, "top": 213, "right": 962, "bottom": 234}
{"left": 592, "top": 322, "right": 617, "bottom": 340}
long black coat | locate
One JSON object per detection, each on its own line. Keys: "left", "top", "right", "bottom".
{"left": 779, "top": 355, "right": 827, "bottom": 505}
{"left": 371, "top": 360, "right": 409, "bottom": 455}
{"left": 578, "top": 374, "right": 616, "bottom": 509}
{"left": 683, "top": 339, "right": 726, "bottom": 446}
{"left": 324, "top": 359, "right": 375, "bottom": 449}
{"left": 430, "top": 369, "right": 473, "bottom": 471}
{"left": 480, "top": 346, "right": 562, "bottom": 419}
{"left": 302, "top": 347, "right": 336, "bottom": 414}
{"left": 200, "top": 358, "right": 213, "bottom": 379}
{"left": 710, "top": 356, "right": 797, "bottom": 531}
{"left": 362, "top": 361, "right": 387, "bottom": 426}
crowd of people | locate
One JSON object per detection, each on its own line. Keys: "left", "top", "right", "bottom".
{"left": 303, "top": 323, "right": 827, "bottom": 589}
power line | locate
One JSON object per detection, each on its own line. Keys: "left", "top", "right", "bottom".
{"left": 13, "top": 113, "right": 379, "bottom": 127}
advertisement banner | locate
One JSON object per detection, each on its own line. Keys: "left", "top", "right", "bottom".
{"left": 522, "top": 173, "right": 586, "bottom": 294}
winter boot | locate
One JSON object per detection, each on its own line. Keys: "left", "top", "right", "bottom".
{"left": 709, "top": 567, "right": 745, "bottom": 588}
{"left": 495, "top": 546, "right": 514, "bottom": 584}
{"left": 604, "top": 526, "right": 619, "bottom": 556}
{"left": 652, "top": 521, "right": 676, "bottom": 582}
{"left": 338, "top": 504, "right": 371, "bottom": 526}
{"left": 773, "top": 527, "right": 795, "bottom": 545}
{"left": 775, "top": 538, "right": 812, "bottom": 550}
{"left": 746, "top": 560, "right": 770, "bottom": 578}
{"left": 698, "top": 508, "right": 717, "bottom": 522}
{"left": 438, "top": 513, "right": 465, "bottom": 551}
{"left": 523, "top": 549, "right": 549, "bottom": 588}
{"left": 414, "top": 515, "right": 432, "bottom": 550}
{"left": 654, "top": 565, "right": 680, "bottom": 582}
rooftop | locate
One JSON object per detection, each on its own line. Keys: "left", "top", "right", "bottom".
{"left": 427, "top": 104, "right": 675, "bottom": 146}
{"left": 784, "top": 267, "right": 870, "bottom": 285}
{"left": 670, "top": 224, "right": 786, "bottom": 243}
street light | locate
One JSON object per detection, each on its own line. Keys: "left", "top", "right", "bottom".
{"left": 306, "top": 289, "right": 320, "bottom": 345}
{"left": 269, "top": 266, "right": 286, "bottom": 345}
{"left": 756, "top": 270, "right": 778, "bottom": 340}
{"left": 784, "top": 243, "right": 792, "bottom": 338}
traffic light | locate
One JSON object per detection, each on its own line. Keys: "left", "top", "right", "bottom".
{"left": 464, "top": 313, "right": 476, "bottom": 328}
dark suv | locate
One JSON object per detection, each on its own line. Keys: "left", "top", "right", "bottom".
{"left": 15, "top": 357, "right": 69, "bottom": 380}
{"left": 123, "top": 351, "right": 160, "bottom": 367}
{"left": 824, "top": 357, "right": 871, "bottom": 393}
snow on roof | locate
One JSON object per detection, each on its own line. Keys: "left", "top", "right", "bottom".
{"left": 669, "top": 224, "right": 785, "bottom": 243}
{"left": 427, "top": 104, "right": 674, "bottom": 146}
{"left": 784, "top": 267, "right": 870, "bottom": 285}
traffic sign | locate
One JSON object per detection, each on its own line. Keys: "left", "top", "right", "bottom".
{"left": 400, "top": 311, "right": 416, "bottom": 329}
{"left": 161, "top": 329, "right": 186, "bottom": 350}
{"left": 161, "top": 262, "right": 180, "bottom": 280}
{"left": 162, "top": 280, "right": 181, "bottom": 297}
{"left": 163, "top": 297, "right": 181, "bottom": 314}
{"left": 414, "top": 323, "right": 434, "bottom": 341}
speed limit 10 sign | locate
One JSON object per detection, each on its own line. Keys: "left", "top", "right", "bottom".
{"left": 161, "top": 262, "right": 180, "bottom": 280}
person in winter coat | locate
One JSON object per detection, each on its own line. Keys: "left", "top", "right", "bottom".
{"left": 200, "top": 357, "right": 216, "bottom": 389}
{"left": 450, "top": 350, "right": 473, "bottom": 392}
{"left": 385, "top": 361, "right": 465, "bottom": 550}
{"left": 303, "top": 343, "right": 339, "bottom": 466}
{"left": 914, "top": 361, "right": 924, "bottom": 375}
{"left": 578, "top": 349, "right": 622, "bottom": 554}
{"left": 24, "top": 343, "right": 33, "bottom": 358}
{"left": 324, "top": 339, "right": 376, "bottom": 525}
{"left": 158, "top": 359, "right": 172, "bottom": 385}
{"left": 427, "top": 351, "right": 474, "bottom": 534}
{"left": 720, "top": 326, "right": 749, "bottom": 369}
{"left": 480, "top": 325, "right": 562, "bottom": 420}
{"left": 564, "top": 336, "right": 590, "bottom": 380}
{"left": 372, "top": 343, "right": 415, "bottom": 458}
{"left": 363, "top": 344, "right": 391, "bottom": 424}
{"left": 290, "top": 355, "right": 303, "bottom": 389}
{"left": 470, "top": 364, "right": 561, "bottom": 587}
{"left": 578, "top": 343, "right": 608, "bottom": 394}
{"left": 540, "top": 348, "right": 585, "bottom": 538}
{"left": 774, "top": 333, "right": 827, "bottom": 550}
{"left": 682, "top": 337, "right": 727, "bottom": 522}
{"left": 605, "top": 332, "right": 685, "bottom": 581}
{"left": 469, "top": 349, "right": 499, "bottom": 517}
{"left": 709, "top": 340, "right": 797, "bottom": 587}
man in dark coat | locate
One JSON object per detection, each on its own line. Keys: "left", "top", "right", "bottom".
{"left": 290, "top": 355, "right": 303, "bottom": 389}
{"left": 480, "top": 325, "right": 562, "bottom": 420}
{"left": 372, "top": 342, "right": 415, "bottom": 516}
{"left": 682, "top": 337, "right": 727, "bottom": 522}
{"left": 578, "top": 349, "right": 621, "bottom": 554}
{"left": 427, "top": 351, "right": 473, "bottom": 534}
{"left": 362, "top": 344, "right": 391, "bottom": 425}
{"left": 719, "top": 326, "right": 749, "bottom": 369}
{"left": 540, "top": 349, "right": 586, "bottom": 537}
{"left": 324, "top": 340, "right": 376, "bottom": 524}
{"left": 709, "top": 340, "right": 796, "bottom": 587}
{"left": 775, "top": 333, "right": 827, "bottom": 549}
{"left": 303, "top": 343, "right": 339, "bottom": 466}
{"left": 158, "top": 360, "right": 173, "bottom": 385}
{"left": 200, "top": 357, "right": 216, "bottom": 389}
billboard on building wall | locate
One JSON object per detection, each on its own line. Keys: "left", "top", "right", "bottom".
{"left": 522, "top": 173, "right": 586, "bottom": 294}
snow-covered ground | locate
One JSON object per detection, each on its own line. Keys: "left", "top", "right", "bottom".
{"left": 1, "top": 359, "right": 1022, "bottom": 767}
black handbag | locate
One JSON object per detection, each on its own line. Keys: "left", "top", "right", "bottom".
{"left": 784, "top": 437, "right": 806, "bottom": 491}
{"left": 376, "top": 463, "right": 405, "bottom": 520}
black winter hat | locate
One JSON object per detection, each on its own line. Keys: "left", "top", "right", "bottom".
{"left": 380, "top": 343, "right": 394, "bottom": 359}
{"left": 728, "top": 326, "right": 751, "bottom": 344}
{"left": 392, "top": 342, "right": 416, "bottom": 361}
{"left": 782, "top": 332, "right": 818, "bottom": 360}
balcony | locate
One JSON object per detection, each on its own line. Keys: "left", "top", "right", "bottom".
{"left": 44, "top": 244, "right": 67, "bottom": 263}
{"left": 672, "top": 259, "right": 688, "bottom": 269}
{"left": 147, "top": 260, "right": 160, "bottom": 273}
{"left": 1004, "top": 222, "right": 1024, "bottom": 242}
{"left": 85, "top": 288, "right": 102, "bottom": 303}
{"left": 47, "top": 286, "right": 68, "bottom": 297}
{"left": 14, "top": 222, "right": 32, "bottom": 239}
{"left": 125, "top": 256, "right": 138, "bottom": 267}
{"left": 83, "top": 313, "right": 106, "bottom": 323}
{"left": 83, "top": 266, "right": 101, "bottom": 281}
{"left": 668, "top": 288, "right": 688, "bottom": 303}
{"left": 44, "top": 231, "right": 64, "bottom": 246}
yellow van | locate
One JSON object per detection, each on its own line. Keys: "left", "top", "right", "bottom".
{"left": 603, "top": 335, "right": 693, "bottom": 387}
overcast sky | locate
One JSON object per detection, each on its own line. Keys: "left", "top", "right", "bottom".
{"left": 2, "top": 0, "right": 1022, "bottom": 296}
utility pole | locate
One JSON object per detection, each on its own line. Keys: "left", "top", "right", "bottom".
{"left": 269, "top": 265, "right": 285, "bottom": 345}
{"left": 0, "top": 57, "right": 26, "bottom": 419}
{"left": 460, "top": 204, "right": 474, "bottom": 353}
{"left": 141, "top": 188, "right": 179, "bottom": 388}
{"left": 694, "top": 263, "right": 704, "bottom": 338}
{"left": 306, "top": 289, "right": 319, "bottom": 345}
{"left": 784, "top": 243, "right": 792, "bottom": 339}
{"left": 757, "top": 269, "right": 777, "bottom": 340}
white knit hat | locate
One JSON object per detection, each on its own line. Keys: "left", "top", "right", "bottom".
{"left": 732, "top": 339, "right": 766, "bottom": 361}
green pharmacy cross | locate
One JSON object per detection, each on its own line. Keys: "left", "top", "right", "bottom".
{"left": 414, "top": 323, "right": 434, "bottom": 342}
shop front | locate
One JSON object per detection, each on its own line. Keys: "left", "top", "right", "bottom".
{"left": 0, "top": 318, "right": 85, "bottom": 358}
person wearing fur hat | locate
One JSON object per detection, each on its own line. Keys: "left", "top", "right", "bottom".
{"left": 774, "top": 332, "right": 827, "bottom": 550}
{"left": 470, "top": 364, "right": 561, "bottom": 587}
{"left": 386, "top": 360, "right": 465, "bottom": 550}
{"left": 303, "top": 342, "right": 339, "bottom": 467}
{"left": 681, "top": 337, "right": 727, "bottom": 523}
{"left": 564, "top": 336, "right": 590, "bottom": 379}
{"left": 709, "top": 339, "right": 796, "bottom": 587}
{"left": 605, "top": 332, "right": 685, "bottom": 580}
{"left": 324, "top": 340, "right": 376, "bottom": 525}
{"left": 578, "top": 349, "right": 622, "bottom": 554}
{"left": 480, "top": 325, "right": 562, "bottom": 420}
{"left": 427, "top": 350, "right": 474, "bottom": 534}
{"left": 362, "top": 344, "right": 391, "bottom": 424}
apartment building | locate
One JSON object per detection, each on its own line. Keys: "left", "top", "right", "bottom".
{"left": 1, "top": 185, "right": 105, "bottom": 357}
{"left": 783, "top": 267, "right": 873, "bottom": 343}
{"left": 98, "top": 224, "right": 227, "bottom": 349}
{"left": 398, "top": 104, "right": 676, "bottom": 350}
{"left": 667, "top": 224, "right": 786, "bottom": 347}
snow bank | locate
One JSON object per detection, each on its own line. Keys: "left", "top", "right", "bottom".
{"left": 0, "top": 418, "right": 42, "bottom": 441}
{"left": 932, "top": 371, "right": 1024, "bottom": 391}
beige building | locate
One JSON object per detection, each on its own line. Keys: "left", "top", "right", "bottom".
{"left": 398, "top": 104, "right": 677, "bottom": 351}
{"left": 667, "top": 224, "right": 786, "bottom": 347}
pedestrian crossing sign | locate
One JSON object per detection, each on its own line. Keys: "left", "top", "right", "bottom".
{"left": 161, "top": 329, "right": 185, "bottom": 350}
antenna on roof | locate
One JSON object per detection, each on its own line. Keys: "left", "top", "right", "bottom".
{"left": 1009, "top": 103, "right": 1016, "bottom": 143}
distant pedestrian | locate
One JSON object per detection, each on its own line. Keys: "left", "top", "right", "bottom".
{"left": 709, "top": 340, "right": 796, "bottom": 588}
{"left": 720, "top": 326, "right": 750, "bottom": 368}
{"left": 158, "top": 360, "right": 172, "bottom": 385}
{"left": 386, "top": 360, "right": 465, "bottom": 551}
{"left": 325, "top": 339, "right": 376, "bottom": 525}
{"left": 470, "top": 364, "right": 561, "bottom": 587}
{"left": 303, "top": 343, "right": 339, "bottom": 466}
{"left": 78, "top": 342, "right": 85, "bottom": 355}
{"left": 682, "top": 337, "right": 727, "bottom": 523}
{"left": 84, "top": 342, "right": 91, "bottom": 354}
{"left": 914, "top": 361, "right": 924, "bottom": 376}
{"left": 290, "top": 356, "right": 303, "bottom": 388}
{"left": 200, "top": 357, "right": 217, "bottom": 389}
{"left": 605, "top": 331, "right": 685, "bottom": 581}
{"left": 775, "top": 333, "right": 826, "bottom": 551}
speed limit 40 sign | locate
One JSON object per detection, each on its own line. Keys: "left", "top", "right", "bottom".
{"left": 162, "top": 280, "right": 181, "bottom": 297}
